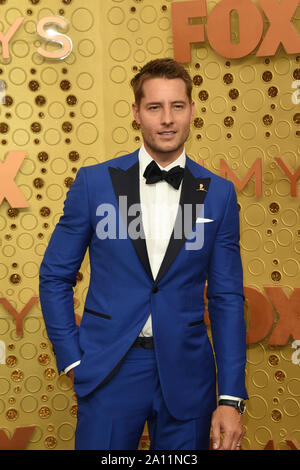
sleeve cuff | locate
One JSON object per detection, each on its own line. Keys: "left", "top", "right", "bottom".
{"left": 64, "top": 360, "right": 81, "bottom": 375}
{"left": 219, "top": 395, "right": 242, "bottom": 401}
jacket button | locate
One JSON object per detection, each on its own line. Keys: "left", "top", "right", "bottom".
{"left": 152, "top": 286, "right": 158, "bottom": 293}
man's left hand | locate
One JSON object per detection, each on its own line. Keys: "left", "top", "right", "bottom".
{"left": 211, "top": 405, "right": 244, "bottom": 450}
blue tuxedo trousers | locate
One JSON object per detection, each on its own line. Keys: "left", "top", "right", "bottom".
{"left": 75, "top": 344, "right": 212, "bottom": 450}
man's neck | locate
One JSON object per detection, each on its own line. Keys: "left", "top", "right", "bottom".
{"left": 143, "top": 143, "right": 184, "bottom": 168}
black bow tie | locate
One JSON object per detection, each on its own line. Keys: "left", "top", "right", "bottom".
{"left": 143, "top": 160, "right": 184, "bottom": 190}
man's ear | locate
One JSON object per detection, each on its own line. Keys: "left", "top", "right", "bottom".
{"left": 132, "top": 102, "right": 140, "bottom": 124}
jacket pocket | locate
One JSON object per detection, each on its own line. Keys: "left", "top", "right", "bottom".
{"left": 84, "top": 307, "right": 111, "bottom": 320}
{"left": 188, "top": 319, "right": 204, "bottom": 327}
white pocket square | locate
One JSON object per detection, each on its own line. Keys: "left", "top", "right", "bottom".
{"left": 196, "top": 217, "right": 214, "bottom": 223}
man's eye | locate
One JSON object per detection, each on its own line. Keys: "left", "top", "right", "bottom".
{"left": 149, "top": 105, "right": 159, "bottom": 110}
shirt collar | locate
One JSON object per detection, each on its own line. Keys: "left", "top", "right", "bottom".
{"left": 139, "top": 143, "right": 186, "bottom": 177}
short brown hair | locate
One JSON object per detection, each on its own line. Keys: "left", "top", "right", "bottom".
{"left": 131, "top": 58, "right": 193, "bottom": 107}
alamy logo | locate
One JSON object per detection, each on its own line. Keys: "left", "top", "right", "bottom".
{"left": 95, "top": 197, "right": 209, "bottom": 250}
{"left": 292, "top": 81, "right": 300, "bottom": 105}
{"left": 0, "top": 80, "right": 6, "bottom": 104}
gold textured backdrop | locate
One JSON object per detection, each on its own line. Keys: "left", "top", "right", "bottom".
{"left": 0, "top": 0, "right": 299, "bottom": 450}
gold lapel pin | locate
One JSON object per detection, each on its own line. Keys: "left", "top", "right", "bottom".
{"left": 196, "top": 183, "right": 207, "bottom": 192}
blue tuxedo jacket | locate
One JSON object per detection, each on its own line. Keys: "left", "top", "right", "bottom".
{"left": 39, "top": 149, "right": 248, "bottom": 420}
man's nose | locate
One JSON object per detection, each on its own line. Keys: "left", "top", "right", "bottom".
{"left": 161, "top": 106, "right": 174, "bottom": 125}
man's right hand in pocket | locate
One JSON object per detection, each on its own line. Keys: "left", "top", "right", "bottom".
{"left": 67, "top": 368, "right": 75, "bottom": 384}
{"left": 65, "top": 360, "right": 81, "bottom": 384}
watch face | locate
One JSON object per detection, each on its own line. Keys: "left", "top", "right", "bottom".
{"left": 238, "top": 401, "right": 246, "bottom": 413}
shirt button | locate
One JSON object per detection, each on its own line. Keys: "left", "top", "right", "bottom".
{"left": 152, "top": 286, "right": 158, "bottom": 293}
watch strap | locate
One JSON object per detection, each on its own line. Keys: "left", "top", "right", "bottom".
{"left": 218, "top": 399, "right": 246, "bottom": 414}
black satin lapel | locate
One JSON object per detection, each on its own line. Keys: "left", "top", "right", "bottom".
{"left": 155, "top": 167, "right": 211, "bottom": 284}
{"left": 108, "top": 163, "right": 154, "bottom": 282}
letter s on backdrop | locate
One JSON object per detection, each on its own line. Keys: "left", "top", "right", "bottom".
{"left": 36, "top": 16, "right": 72, "bottom": 60}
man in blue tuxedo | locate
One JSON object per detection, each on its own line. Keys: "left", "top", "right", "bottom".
{"left": 39, "top": 58, "right": 248, "bottom": 450}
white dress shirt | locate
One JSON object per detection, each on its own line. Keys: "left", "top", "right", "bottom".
{"left": 138, "top": 144, "right": 185, "bottom": 337}
{"left": 65, "top": 144, "right": 242, "bottom": 402}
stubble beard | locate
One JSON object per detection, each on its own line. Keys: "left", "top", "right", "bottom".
{"left": 143, "top": 128, "right": 190, "bottom": 162}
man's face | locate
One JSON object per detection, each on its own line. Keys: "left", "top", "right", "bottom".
{"left": 132, "top": 77, "right": 194, "bottom": 164}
